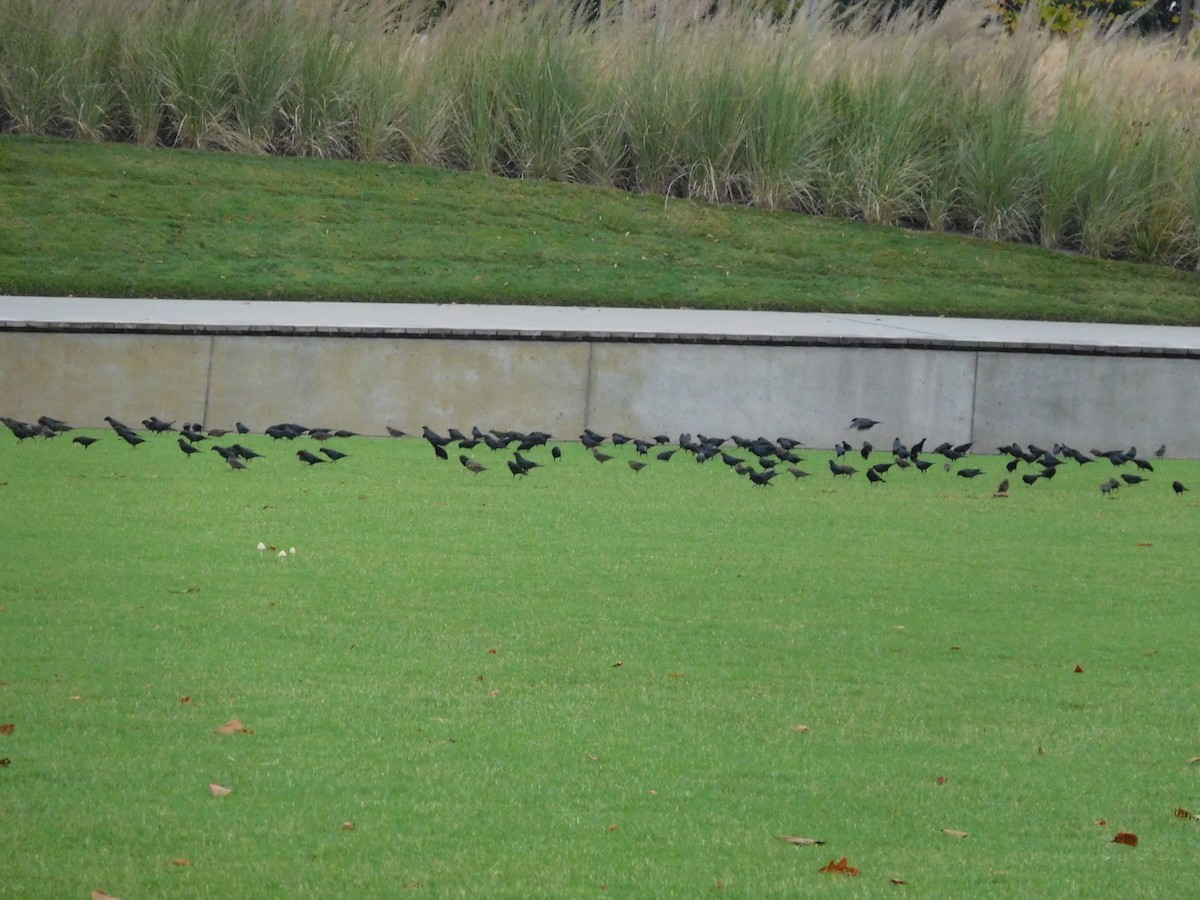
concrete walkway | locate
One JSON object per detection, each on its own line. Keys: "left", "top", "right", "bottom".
{"left": 3, "top": 296, "right": 1199, "bottom": 356}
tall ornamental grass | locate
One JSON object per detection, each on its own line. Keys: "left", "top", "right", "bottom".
{"left": 1, "top": 0, "right": 1198, "bottom": 269}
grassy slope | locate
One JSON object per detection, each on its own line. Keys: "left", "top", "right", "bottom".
{"left": 2, "top": 135, "right": 1198, "bottom": 324}
{"left": 2, "top": 431, "right": 1199, "bottom": 896}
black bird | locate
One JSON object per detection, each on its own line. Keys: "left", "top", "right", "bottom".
{"left": 433, "top": 444, "right": 449, "bottom": 460}
{"left": 211, "top": 444, "right": 239, "bottom": 461}
{"left": 834, "top": 441, "right": 851, "bottom": 457}
{"left": 1006, "top": 459, "right": 1020, "bottom": 473}
{"left": 232, "top": 444, "right": 264, "bottom": 461}
{"left": 593, "top": 449, "right": 614, "bottom": 464}
{"left": 1155, "top": 444, "right": 1167, "bottom": 459}
{"left": 38, "top": 416, "right": 71, "bottom": 433}
{"left": 386, "top": 426, "right": 406, "bottom": 438}
{"left": 870, "top": 463, "right": 893, "bottom": 474}
{"left": 297, "top": 450, "right": 325, "bottom": 466}
{"left": 236, "top": 422, "right": 252, "bottom": 434}
{"left": 513, "top": 452, "right": 541, "bottom": 473}
{"left": 1022, "top": 473, "right": 1042, "bottom": 485}
{"left": 1132, "top": 458, "right": 1154, "bottom": 471}
{"left": 913, "top": 459, "right": 933, "bottom": 473}
{"left": 178, "top": 437, "right": 201, "bottom": 457}
{"left": 611, "top": 433, "right": 633, "bottom": 445}
{"left": 748, "top": 469, "right": 777, "bottom": 486}
{"left": 829, "top": 460, "right": 857, "bottom": 477}
{"left": 207, "top": 428, "right": 231, "bottom": 437}
{"left": 143, "top": 417, "right": 176, "bottom": 434}
{"left": 226, "top": 455, "right": 247, "bottom": 470}
{"left": 104, "top": 416, "right": 131, "bottom": 431}
{"left": 720, "top": 453, "right": 744, "bottom": 468}
{"left": 448, "top": 428, "right": 468, "bottom": 443}
{"left": 633, "top": 439, "right": 653, "bottom": 456}
{"left": 860, "top": 442, "right": 873, "bottom": 460}
{"left": 777, "top": 437, "right": 802, "bottom": 450}
{"left": 787, "top": 467, "right": 810, "bottom": 479}
{"left": 1100, "top": 479, "right": 1119, "bottom": 496}
{"left": 506, "top": 459, "right": 526, "bottom": 477}
{"left": 334, "top": 430, "right": 358, "bottom": 439}
{"left": 551, "top": 446, "right": 562, "bottom": 461}
{"left": 460, "top": 455, "right": 487, "bottom": 474}
{"left": 117, "top": 430, "right": 145, "bottom": 448}
{"left": 1172, "top": 480, "right": 1188, "bottom": 495}
{"left": 320, "top": 448, "right": 348, "bottom": 462}
{"left": 422, "top": 426, "right": 452, "bottom": 448}
{"left": 72, "top": 435, "right": 98, "bottom": 449}
{"left": 957, "top": 468, "right": 984, "bottom": 479}
{"left": 850, "top": 417, "right": 881, "bottom": 431}
{"left": 656, "top": 449, "right": 676, "bottom": 462}
{"left": 910, "top": 438, "right": 926, "bottom": 456}
{"left": 628, "top": 460, "right": 647, "bottom": 473}
{"left": 309, "top": 429, "right": 334, "bottom": 442}
{"left": 997, "top": 479, "right": 1009, "bottom": 494}
{"left": 483, "top": 433, "right": 514, "bottom": 451}
{"left": 580, "top": 432, "right": 606, "bottom": 449}
{"left": 866, "top": 468, "right": 885, "bottom": 485}
{"left": 1121, "top": 474, "right": 1148, "bottom": 485}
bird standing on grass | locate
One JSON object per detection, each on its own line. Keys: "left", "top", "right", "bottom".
{"left": 297, "top": 450, "right": 325, "bottom": 466}
{"left": 72, "top": 436, "right": 98, "bottom": 449}
{"left": 1173, "top": 480, "right": 1188, "bottom": 495}
{"left": 460, "top": 455, "right": 487, "bottom": 474}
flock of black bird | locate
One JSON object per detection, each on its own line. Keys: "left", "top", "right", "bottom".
{"left": 0, "top": 414, "right": 1189, "bottom": 497}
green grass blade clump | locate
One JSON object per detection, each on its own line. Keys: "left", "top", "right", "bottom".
{"left": 0, "top": 0, "right": 64, "bottom": 135}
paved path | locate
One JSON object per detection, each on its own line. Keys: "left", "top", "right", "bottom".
{"left": 2, "top": 296, "right": 1199, "bottom": 355}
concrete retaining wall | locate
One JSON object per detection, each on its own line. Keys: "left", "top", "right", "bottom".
{"left": 3, "top": 330, "right": 1198, "bottom": 455}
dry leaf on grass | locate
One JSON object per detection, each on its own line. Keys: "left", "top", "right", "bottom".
{"left": 214, "top": 719, "right": 251, "bottom": 735}
{"left": 1094, "top": 819, "right": 1108, "bottom": 827}
{"left": 936, "top": 776, "right": 948, "bottom": 785}
{"left": 91, "top": 892, "right": 121, "bottom": 900}
{"left": 1187, "top": 757, "right": 1200, "bottom": 765}
{"left": 1175, "top": 808, "right": 1199, "bottom": 820}
{"left": 793, "top": 724, "right": 810, "bottom": 733}
{"left": 1074, "top": 665, "right": 1084, "bottom": 673}
{"left": 0, "top": 758, "right": 11, "bottom": 767}
{"left": 0, "top": 723, "right": 13, "bottom": 735}
{"left": 1112, "top": 831, "right": 1138, "bottom": 846}
{"left": 179, "top": 696, "right": 191, "bottom": 704}
{"left": 209, "top": 783, "right": 233, "bottom": 797}
{"left": 942, "top": 829, "right": 969, "bottom": 839}
{"left": 780, "top": 835, "right": 825, "bottom": 846}
{"left": 342, "top": 821, "right": 356, "bottom": 831}
{"left": 170, "top": 858, "right": 192, "bottom": 867}
{"left": 890, "top": 878, "right": 909, "bottom": 885}
{"left": 819, "top": 857, "right": 860, "bottom": 876}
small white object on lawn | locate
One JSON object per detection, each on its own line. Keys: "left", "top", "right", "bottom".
{"left": 257, "top": 542, "right": 266, "bottom": 553}
{"left": 289, "top": 547, "right": 296, "bottom": 555}
{"left": 278, "top": 550, "right": 287, "bottom": 558}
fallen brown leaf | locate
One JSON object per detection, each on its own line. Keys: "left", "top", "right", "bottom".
{"left": 488, "top": 648, "right": 497, "bottom": 654}
{"left": 69, "top": 695, "right": 83, "bottom": 701}
{"left": 1187, "top": 757, "right": 1200, "bottom": 765}
{"left": 942, "top": 829, "right": 969, "bottom": 839}
{"left": 1175, "top": 807, "right": 1199, "bottom": 820}
{"left": 780, "top": 835, "right": 825, "bottom": 846}
{"left": 1074, "top": 665, "right": 1084, "bottom": 673}
{"left": 1112, "top": 831, "right": 1138, "bottom": 846}
{"left": 611, "top": 660, "right": 623, "bottom": 668}
{"left": 586, "top": 754, "right": 598, "bottom": 761}
{"left": 488, "top": 689, "right": 501, "bottom": 697}
{"left": 936, "top": 776, "right": 948, "bottom": 785}
{"left": 403, "top": 882, "right": 424, "bottom": 890}
{"left": 669, "top": 672, "right": 684, "bottom": 678}
{"left": 342, "top": 821, "right": 356, "bottom": 831}
{"left": 608, "top": 824, "right": 619, "bottom": 832}
{"left": 0, "top": 758, "right": 10, "bottom": 767}
{"left": 819, "top": 857, "right": 860, "bottom": 876}
{"left": 1094, "top": 819, "right": 1108, "bottom": 827}
{"left": 209, "top": 783, "right": 233, "bottom": 797}
{"left": 91, "top": 892, "right": 121, "bottom": 900}
{"left": 793, "top": 724, "right": 810, "bottom": 733}
{"left": 890, "top": 878, "right": 909, "bottom": 885}
{"left": 0, "top": 723, "right": 13, "bottom": 735}
{"left": 179, "top": 696, "right": 191, "bottom": 704}
{"left": 214, "top": 718, "right": 250, "bottom": 735}
{"left": 170, "top": 858, "right": 192, "bottom": 867}
{"left": 1136, "top": 542, "right": 1153, "bottom": 547}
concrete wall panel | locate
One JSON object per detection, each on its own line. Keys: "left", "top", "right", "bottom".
{"left": 205, "top": 336, "right": 590, "bottom": 436}
{"left": 0, "top": 332, "right": 210, "bottom": 427}
{"left": 974, "top": 352, "right": 1200, "bottom": 457}
{"left": 587, "top": 344, "right": 976, "bottom": 447}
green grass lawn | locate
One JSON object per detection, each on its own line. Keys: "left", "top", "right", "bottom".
{"left": 2, "top": 430, "right": 1199, "bottom": 897}
{"left": 2, "top": 135, "right": 1199, "bottom": 324}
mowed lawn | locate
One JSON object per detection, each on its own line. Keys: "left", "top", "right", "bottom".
{"left": 1, "top": 431, "right": 1199, "bottom": 897}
